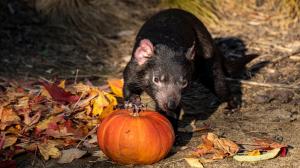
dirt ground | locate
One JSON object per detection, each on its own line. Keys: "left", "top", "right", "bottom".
{"left": 1, "top": 0, "right": 300, "bottom": 168}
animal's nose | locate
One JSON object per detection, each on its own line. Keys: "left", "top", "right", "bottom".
{"left": 167, "top": 99, "right": 177, "bottom": 110}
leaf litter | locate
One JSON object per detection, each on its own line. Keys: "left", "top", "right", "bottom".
{"left": 191, "top": 133, "right": 288, "bottom": 164}
{"left": 0, "top": 78, "right": 123, "bottom": 163}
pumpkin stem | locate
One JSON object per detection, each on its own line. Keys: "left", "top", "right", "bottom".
{"left": 132, "top": 104, "right": 141, "bottom": 116}
{"left": 131, "top": 111, "right": 139, "bottom": 117}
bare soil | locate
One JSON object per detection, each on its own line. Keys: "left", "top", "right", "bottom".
{"left": 1, "top": 0, "right": 299, "bottom": 168}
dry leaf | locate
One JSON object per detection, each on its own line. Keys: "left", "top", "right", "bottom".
{"left": 0, "top": 107, "right": 20, "bottom": 130}
{"left": 193, "top": 133, "right": 239, "bottom": 161}
{"left": 58, "top": 80, "right": 66, "bottom": 89}
{"left": 247, "top": 150, "right": 261, "bottom": 156}
{"left": 234, "top": 148, "right": 281, "bottom": 162}
{"left": 57, "top": 148, "right": 87, "bottom": 164}
{"left": 107, "top": 79, "right": 123, "bottom": 97}
{"left": 35, "top": 114, "right": 65, "bottom": 133}
{"left": 3, "top": 135, "right": 18, "bottom": 149}
{"left": 38, "top": 141, "right": 61, "bottom": 160}
{"left": 20, "top": 111, "right": 41, "bottom": 127}
{"left": 184, "top": 158, "right": 204, "bottom": 168}
{"left": 253, "top": 138, "right": 287, "bottom": 150}
{"left": 16, "top": 142, "right": 38, "bottom": 151}
{"left": 41, "top": 81, "right": 80, "bottom": 103}
{"left": 0, "top": 80, "right": 120, "bottom": 160}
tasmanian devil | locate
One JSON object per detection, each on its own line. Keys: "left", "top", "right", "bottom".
{"left": 123, "top": 9, "right": 235, "bottom": 131}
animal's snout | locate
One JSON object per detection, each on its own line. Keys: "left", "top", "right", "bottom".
{"left": 167, "top": 99, "right": 177, "bottom": 110}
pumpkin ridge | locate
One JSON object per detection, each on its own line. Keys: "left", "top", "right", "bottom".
{"left": 148, "top": 117, "right": 165, "bottom": 162}
{"left": 100, "top": 113, "right": 128, "bottom": 161}
{"left": 98, "top": 113, "right": 123, "bottom": 149}
{"left": 116, "top": 115, "right": 130, "bottom": 163}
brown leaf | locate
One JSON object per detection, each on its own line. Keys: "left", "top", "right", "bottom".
{"left": 253, "top": 138, "right": 287, "bottom": 150}
{"left": 19, "top": 110, "right": 41, "bottom": 127}
{"left": 2, "top": 135, "right": 18, "bottom": 149}
{"left": 193, "top": 133, "right": 239, "bottom": 161}
{"left": 57, "top": 148, "right": 87, "bottom": 164}
{"left": 38, "top": 141, "right": 61, "bottom": 160}
{"left": 35, "top": 114, "right": 65, "bottom": 134}
{"left": 0, "top": 107, "right": 20, "bottom": 130}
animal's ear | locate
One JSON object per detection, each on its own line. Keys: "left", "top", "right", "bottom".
{"left": 185, "top": 42, "right": 195, "bottom": 61}
{"left": 134, "top": 39, "right": 154, "bottom": 65}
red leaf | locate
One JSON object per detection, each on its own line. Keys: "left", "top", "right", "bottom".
{"left": 0, "top": 160, "right": 16, "bottom": 168}
{"left": 280, "top": 147, "right": 287, "bottom": 157}
{"left": 41, "top": 81, "right": 80, "bottom": 103}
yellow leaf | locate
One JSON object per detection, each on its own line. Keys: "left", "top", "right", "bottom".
{"left": 234, "top": 148, "right": 281, "bottom": 162}
{"left": 247, "top": 150, "right": 261, "bottom": 156}
{"left": 184, "top": 158, "right": 204, "bottom": 168}
{"left": 100, "top": 104, "right": 114, "bottom": 119}
{"left": 58, "top": 80, "right": 65, "bottom": 89}
{"left": 36, "top": 114, "right": 64, "bottom": 132}
{"left": 16, "top": 142, "right": 38, "bottom": 151}
{"left": 91, "top": 91, "right": 108, "bottom": 116}
{"left": 3, "top": 135, "right": 18, "bottom": 148}
{"left": 0, "top": 107, "right": 20, "bottom": 130}
{"left": 104, "top": 92, "right": 117, "bottom": 106}
{"left": 38, "top": 141, "right": 61, "bottom": 160}
{"left": 107, "top": 79, "right": 124, "bottom": 97}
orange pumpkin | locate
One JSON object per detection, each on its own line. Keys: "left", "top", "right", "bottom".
{"left": 97, "top": 109, "right": 175, "bottom": 165}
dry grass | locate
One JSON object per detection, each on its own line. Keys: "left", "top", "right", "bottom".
{"left": 160, "top": 0, "right": 219, "bottom": 26}
{"left": 161, "top": 0, "right": 300, "bottom": 29}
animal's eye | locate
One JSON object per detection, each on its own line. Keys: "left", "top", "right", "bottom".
{"left": 181, "top": 80, "right": 188, "bottom": 88}
{"left": 153, "top": 76, "right": 159, "bottom": 84}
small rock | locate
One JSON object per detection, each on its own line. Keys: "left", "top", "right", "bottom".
{"left": 269, "top": 90, "right": 294, "bottom": 103}
{"left": 255, "top": 95, "right": 271, "bottom": 104}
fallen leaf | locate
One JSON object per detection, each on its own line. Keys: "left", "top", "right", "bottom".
{"left": 0, "top": 133, "right": 4, "bottom": 149}
{"left": 35, "top": 114, "right": 65, "bottom": 134}
{"left": 38, "top": 141, "right": 61, "bottom": 160}
{"left": 184, "top": 158, "right": 204, "bottom": 168}
{"left": 58, "top": 80, "right": 66, "bottom": 89}
{"left": 233, "top": 148, "right": 281, "bottom": 162}
{"left": 41, "top": 81, "right": 80, "bottom": 103}
{"left": 15, "top": 142, "right": 38, "bottom": 151}
{"left": 0, "top": 107, "right": 20, "bottom": 130}
{"left": 253, "top": 138, "right": 287, "bottom": 150}
{"left": 14, "top": 96, "right": 29, "bottom": 110}
{"left": 280, "top": 147, "right": 287, "bottom": 157}
{"left": 207, "top": 133, "right": 239, "bottom": 156}
{"left": 247, "top": 150, "right": 261, "bottom": 156}
{"left": 193, "top": 133, "right": 239, "bottom": 161}
{"left": 19, "top": 110, "right": 41, "bottom": 127}
{"left": 57, "top": 148, "right": 87, "bottom": 164}
{"left": 3, "top": 135, "right": 18, "bottom": 148}
{"left": 91, "top": 91, "right": 108, "bottom": 116}
{"left": 107, "top": 79, "right": 123, "bottom": 97}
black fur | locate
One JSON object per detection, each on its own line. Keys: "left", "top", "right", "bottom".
{"left": 123, "top": 9, "right": 234, "bottom": 131}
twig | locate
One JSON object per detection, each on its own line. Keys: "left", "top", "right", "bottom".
{"left": 76, "top": 125, "right": 98, "bottom": 148}
{"left": 271, "top": 48, "right": 300, "bottom": 64}
{"left": 74, "top": 69, "right": 79, "bottom": 84}
{"left": 225, "top": 78, "right": 300, "bottom": 90}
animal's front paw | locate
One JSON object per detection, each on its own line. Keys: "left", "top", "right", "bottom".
{"left": 124, "top": 94, "right": 142, "bottom": 110}
{"left": 224, "top": 96, "right": 240, "bottom": 115}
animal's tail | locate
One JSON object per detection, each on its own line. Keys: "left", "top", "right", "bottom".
{"left": 215, "top": 37, "right": 259, "bottom": 78}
